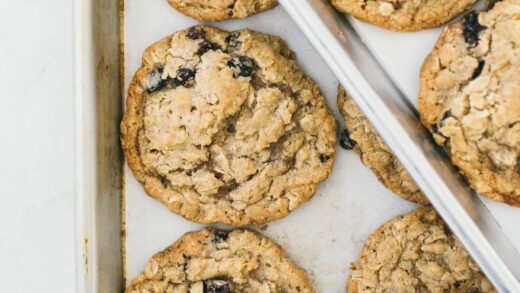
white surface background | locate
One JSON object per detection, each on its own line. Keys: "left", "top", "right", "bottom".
{"left": 0, "top": 1, "right": 75, "bottom": 292}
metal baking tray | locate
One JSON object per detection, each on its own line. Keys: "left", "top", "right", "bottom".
{"left": 74, "top": 0, "right": 520, "bottom": 292}
{"left": 74, "top": 0, "right": 123, "bottom": 292}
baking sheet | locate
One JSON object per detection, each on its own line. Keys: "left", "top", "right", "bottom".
{"left": 122, "top": 1, "right": 417, "bottom": 292}
{"left": 123, "top": 1, "right": 519, "bottom": 292}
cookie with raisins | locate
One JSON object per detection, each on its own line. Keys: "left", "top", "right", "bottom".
{"left": 121, "top": 26, "right": 337, "bottom": 225}
{"left": 419, "top": 0, "right": 520, "bottom": 206}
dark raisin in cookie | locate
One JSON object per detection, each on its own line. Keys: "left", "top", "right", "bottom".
{"left": 419, "top": 0, "right": 520, "bottom": 206}
{"left": 338, "top": 87, "right": 429, "bottom": 205}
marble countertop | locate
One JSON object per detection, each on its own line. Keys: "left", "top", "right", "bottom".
{"left": 0, "top": 1, "right": 75, "bottom": 292}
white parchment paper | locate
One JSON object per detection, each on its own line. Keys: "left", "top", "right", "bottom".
{"left": 123, "top": 1, "right": 519, "bottom": 292}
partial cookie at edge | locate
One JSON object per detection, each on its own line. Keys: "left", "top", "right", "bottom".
{"left": 331, "top": 0, "right": 478, "bottom": 32}
{"left": 167, "top": 0, "right": 278, "bottom": 21}
{"left": 418, "top": 0, "right": 520, "bottom": 206}
{"left": 126, "top": 228, "right": 314, "bottom": 293}
{"left": 338, "top": 86, "right": 429, "bottom": 205}
{"left": 347, "top": 207, "right": 495, "bottom": 292}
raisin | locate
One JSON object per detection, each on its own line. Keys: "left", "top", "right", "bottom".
{"left": 212, "top": 230, "right": 229, "bottom": 245}
{"left": 174, "top": 68, "right": 196, "bottom": 87}
{"left": 186, "top": 27, "right": 206, "bottom": 40}
{"left": 319, "top": 154, "right": 330, "bottom": 163}
{"left": 463, "top": 12, "right": 486, "bottom": 48}
{"left": 146, "top": 67, "right": 167, "bottom": 93}
{"left": 225, "top": 32, "right": 242, "bottom": 49}
{"left": 147, "top": 67, "right": 197, "bottom": 92}
{"left": 197, "top": 41, "right": 222, "bottom": 55}
{"left": 339, "top": 129, "right": 357, "bottom": 150}
{"left": 203, "top": 279, "right": 231, "bottom": 293}
{"left": 227, "top": 56, "right": 255, "bottom": 77}
{"left": 471, "top": 60, "right": 485, "bottom": 80}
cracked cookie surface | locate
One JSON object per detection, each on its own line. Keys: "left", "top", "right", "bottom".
{"left": 121, "top": 26, "right": 337, "bottom": 226}
{"left": 167, "top": 0, "right": 277, "bottom": 21}
{"left": 338, "top": 87, "right": 428, "bottom": 205}
{"left": 348, "top": 207, "right": 495, "bottom": 292}
{"left": 126, "top": 228, "right": 314, "bottom": 293}
{"left": 331, "top": 0, "right": 477, "bottom": 32}
{"left": 419, "top": 0, "right": 520, "bottom": 206}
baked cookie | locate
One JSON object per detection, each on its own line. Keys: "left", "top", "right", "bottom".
{"left": 331, "top": 0, "right": 478, "bottom": 32}
{"left": 167, "top": 0, "right": 277, "bottom": 21}
{"left": 418, "top": 0, "right": 520, "bottom": 206}
{"left": 121, "top": 26, "right": 336, "bottom": 226}
{"left": 348, "top": 207, "right": 495, "bottom": 292}
{"left": 338, "top": 87, "right": 428, "bottom": 205}
{"left": 126, "top": 228, "right": 314, "bottom": 293}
